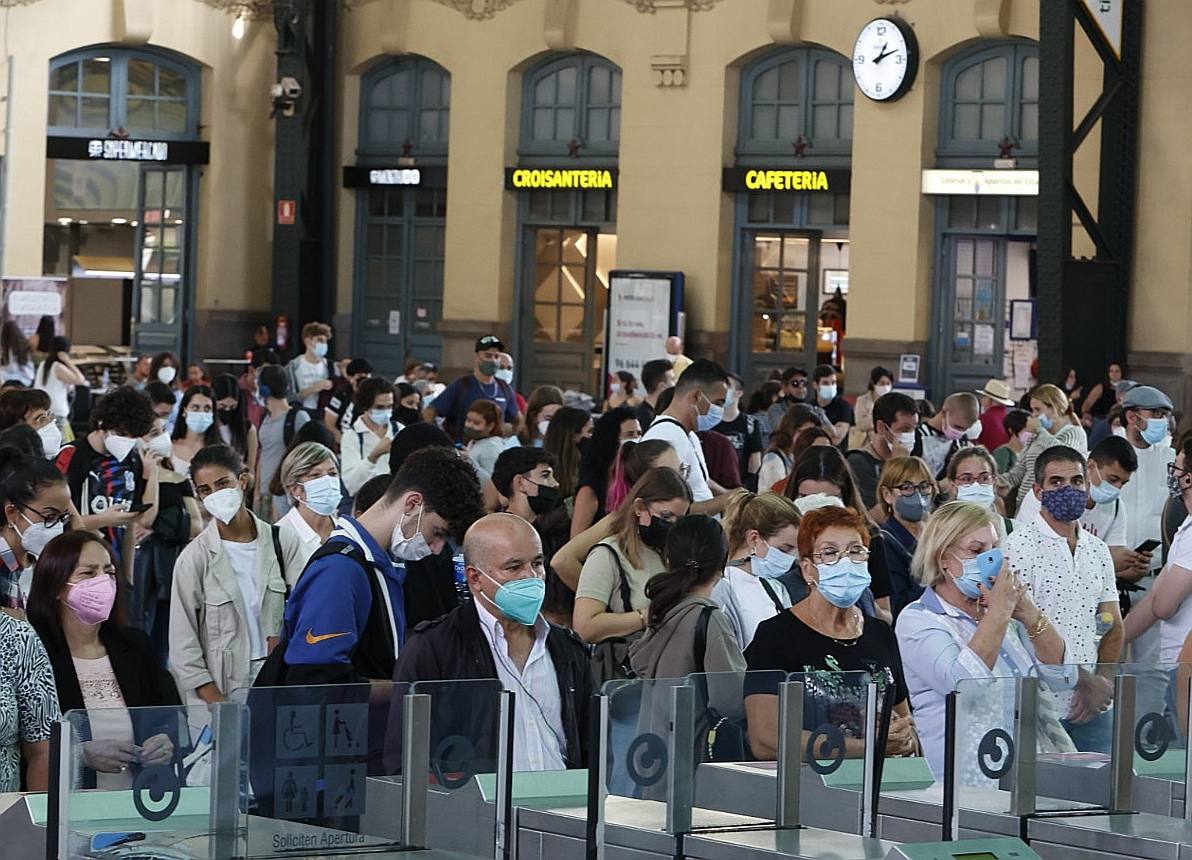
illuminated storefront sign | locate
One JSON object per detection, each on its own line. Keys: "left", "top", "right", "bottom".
{"left": 46, "top": 136, "right": 209, "bottom": 165}
{"left": 341, "top": 165, "right": 447, "bottom": 188}
{"left": 721, "top": 168, "right": 850, "bottom": 193}
{"left": 920, "top": 169, "right": 1039, "bottom": 196}
{"left": 505, "top": 168, "right": 617, "bottom": 190}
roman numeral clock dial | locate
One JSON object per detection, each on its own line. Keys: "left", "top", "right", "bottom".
{"left": 852, "top": 16, "right": 919, "bottom": 102}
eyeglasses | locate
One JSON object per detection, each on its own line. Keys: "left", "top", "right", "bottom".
{"left": 953, "top": 472, "right": 993, "bottom": 487}
{"left": 893, "top": 481, "right": 934, "bottom": 496}
{"left": 679, "top": 463, "right": 692, "bottom": 479}
{"left": 812, "top": 545, "right": 870, "bottom": 565}
{"left": 21, "top": 505, "right": 70, "bottom": 529}
{"left": 1168, "top": 463, "right": 1190, "bottom": 478}
{"left": 789, "top": 380, "right": 808, "bottom": 389}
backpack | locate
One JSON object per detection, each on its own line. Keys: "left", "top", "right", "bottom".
{"left": 693, "top": 605, "right": 748, "bottom": 762}
{"left": 282, "top": 404, "right": 315, "bottom": 446}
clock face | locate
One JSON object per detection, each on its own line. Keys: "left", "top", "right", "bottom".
{"left": 852, "top": 17, "right": 919, "bottom": 102}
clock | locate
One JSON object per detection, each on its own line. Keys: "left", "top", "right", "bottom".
{"left": 852, "top": 16, "right": 919, "bottom": 102}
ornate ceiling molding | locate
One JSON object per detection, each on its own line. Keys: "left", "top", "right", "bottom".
{"left": 622, "top": 0, "right": 722, "bottom": 11}
{"left": 344, "top": 0, "right": 523, "bottom": 19}
{"left": 194, "top": 0, "right": 276, "bottom": 17}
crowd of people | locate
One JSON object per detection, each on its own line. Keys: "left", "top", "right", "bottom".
{"left": 1, "top": 319, "right": 1189, "bottom": 796}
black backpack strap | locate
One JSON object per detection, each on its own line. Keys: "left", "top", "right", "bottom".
{"left": 693, "top": 605, "right": 715, "bottom": 675}
{"left": 758, "top": 578, "right": 786, "bottom": 613}
{"left": 283, "top": 406, "right": 298, "bottom": 446}
{"left": 271, "top": 524, "right": 288, "bottom": 598}
{"left": 594, "top": 543, "right": 633, "bottom": 613}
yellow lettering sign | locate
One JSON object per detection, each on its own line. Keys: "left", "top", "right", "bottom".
{"left": 743, "top": 169, "right": 830, "bottom": 192}
{"left": 511, "top": 169, "right": 614, "bottom": 190}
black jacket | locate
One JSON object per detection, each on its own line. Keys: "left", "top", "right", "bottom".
{"left": 32, "top": 621, "right": 182, "bottom": 788}
{"left": 393, "top": 599, "right": 593, "bottom": 770}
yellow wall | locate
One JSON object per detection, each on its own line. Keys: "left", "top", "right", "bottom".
{"left": 0, "top": 0, "right": 276, "bottom": 313}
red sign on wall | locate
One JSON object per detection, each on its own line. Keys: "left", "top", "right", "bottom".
{"left": 277, "top": 199, "right": 296, "bottom": 225}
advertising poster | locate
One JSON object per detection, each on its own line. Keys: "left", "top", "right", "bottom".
{"left": 605, "top": 273, "right": 682, "bottom": 385}
{"left": 2, "top": 279, "right": 68, "bottom": 337}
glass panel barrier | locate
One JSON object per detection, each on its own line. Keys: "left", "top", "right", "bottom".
{"left": 601, "top": 676, "right": 688, "bottom": 822}
{"left": 235, "top": 682, "right": 409, "bottom": 857}
{"left": 60, "top": 703, "right": 247, "bottom": 860}
{"left": 411, "top": 678, "right": 505, "bottom": 856}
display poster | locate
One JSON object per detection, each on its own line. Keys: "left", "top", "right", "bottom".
{"left": 606, "top": 276, "right": 674, "bottom": 383}
{"left": 2, "top": 279, "right": 68, "bottom": 336}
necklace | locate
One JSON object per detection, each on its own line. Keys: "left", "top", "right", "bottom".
{"left": 800, "top": 602, "right": 863, "bottom": 645}
{"left": 479, "top": 377, "right": 498, "bottom": 396}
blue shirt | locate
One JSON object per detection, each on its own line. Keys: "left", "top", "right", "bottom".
{"left": 282, "top": 516, "right": 407, "bottom": 669}
{"left": 432, "top": 374, "right": 519, "bottom": 429}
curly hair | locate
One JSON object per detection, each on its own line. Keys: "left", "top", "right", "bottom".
{"left": 385, "top": 446, "right": 485, "bottom": 540}
{"left": 90, "top": 385, "right": 155, "bottom": 437}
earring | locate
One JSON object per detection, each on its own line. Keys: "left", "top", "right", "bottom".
{"left": 804, "top": 579, "right": 816, "bottom": 590}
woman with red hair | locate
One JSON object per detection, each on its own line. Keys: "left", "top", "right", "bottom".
{"left": 742, "top": 506, "right": 918, "bottom": 761}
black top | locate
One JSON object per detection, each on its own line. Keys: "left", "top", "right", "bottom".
{"left": 634, "top": 401, "right": 657, "bottom": 434}
{"left": 402, "top": 545, "right": 463, "bottom": 631}
{"left": 819, "top": 395, "right": 856, "bottom": 429}
{"left": 744, "top": 609, "right": 906, "bottom": 736}
{"left": 845, "top": 447, "right": 883, "bottom": 511}
{"left": 714, "top": 413, "right": 765, "bottom": 487}
{"left": 56, "top": 437, "right": 145, "bottom": 565}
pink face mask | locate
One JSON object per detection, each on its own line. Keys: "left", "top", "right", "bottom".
{"left": 942, "top": 423, "right": 966, "bottom": 442}
{"left": 63, "top": 575, "right": 117, "bottom": 626}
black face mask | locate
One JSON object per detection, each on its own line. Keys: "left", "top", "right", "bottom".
{"left": 218, "top": 408, "right": 237, "bottom": 424}
{"left": 638, "top": 516, "right": 673, "bottom": 552}
{"left": 527, "top": 483, "right": 563, "bottom": 516}
{"left": 395, "top": 406, "right": 422, "bottom": 426}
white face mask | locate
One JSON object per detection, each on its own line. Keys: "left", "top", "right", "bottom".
{"left": 16, "top": 512, "right": 64, "bottom": 558}
{"left": 37, "top": 423, "right": 62, "bottom": 459}
{"left": 965, "top": 421, "right": 983, "bottom": 441}
{"left": 874, "top": 384, "right": 893, "bottom": 398}
{"left": 390, "top": 503, "right": 432, "bottom": 561}
{"left": 157, "top": 366, "right": 177, "bottom": 385}
{"left": 537, "top": 419, "right": 551, "bottom": 439}
{"left": 203, "top": 486, "right": 243, "bottom": 524}
{"left": 145, "top": 433, "right": 173, "bottom": 459}
{"left": 104, "top": 433, "right": 138, "bottom": 463}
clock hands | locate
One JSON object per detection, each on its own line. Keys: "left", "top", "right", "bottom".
{"left": 873, "top": 43, "right": 895, "bottom": 64}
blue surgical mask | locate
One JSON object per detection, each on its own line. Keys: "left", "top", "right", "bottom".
{"left": 725, "top": 388, "right": 739, "bottom": 409}
{"left": 185, "top": 411, "right": 214, "bottom": 435}
{"left": 480, "top": 570, "right": 545, "bottom": 626}
{"left": 1089, "top": 480, "right": 1121, "bottom": 505}
{"left": 951, "top": 547, "right": 1002, "bottom": 600}
{"left": 956, "top": 482, "right": 996, "bottom": 508}
{"left": 300, "top": 473, "right": 342, "bottom": 517}
{"left": 313, "top": 342, "right": 328, "bottom": 358}
{"left": 818, "top": 384, "right": 838, "bottom": 401}
{"left": 495, "top": 369, "right": 514, "bottom": 385}
{"left": 1142, "top": 417, "right": 1168, "bottom": 445}
{"left": 1037, "top": 412, "right": 1053, "bottom": 431}
{"left": 696, "top": 394, "right": 724, "bottom": 432}
{"left": 369, "top": 408, "right": 393, "bottom": 426}
{"left": 815, "top": 558, "right": 871, "bottom": 609}
{"left": 751, "top": 542, "right": 796, "bottom": 580}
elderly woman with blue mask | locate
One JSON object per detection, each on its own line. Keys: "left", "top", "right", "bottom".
{"left": 744, "top": 506, "right": 918, "bottom": 761}
{"left": 895, "top": 501, "right": 1073, "bottom": 785}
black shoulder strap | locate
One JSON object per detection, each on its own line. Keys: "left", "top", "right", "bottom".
{"left": 595, "top": 543, "right": 633, "bottom": 613}
{"left": 758, "top": 578, "right": 786, "bottom": 613}
{"left": 694, "top": 605, "right": 715, "bottom": 675}
{"left": 649, "top": 417, "right": 708, "bottom": 481}
{"left": 283, "top": 406, "right": 298, "bottom": 445}
{"left": 271, "top": 524, "right": 288, "bottom": 598}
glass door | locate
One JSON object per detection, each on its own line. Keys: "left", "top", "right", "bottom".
{"left": 742, "top": 230, "right": 821, "bottom": 381}
{"left": 132, "top": 165, "right": 187, "bottom": 357}
{"left": 944, "top": 235, "right": 1004, "bottom": 395}
{"left": 523, "top": 227, "right": 612, "bottom": 394}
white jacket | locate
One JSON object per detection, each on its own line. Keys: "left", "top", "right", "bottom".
{"left": 341, "top": 415, "right": 400, "bottom": 495}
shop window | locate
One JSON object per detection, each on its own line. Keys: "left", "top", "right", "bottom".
{"left": 738, "top": 48, "right": 853, "bottom": 158}
{"left": 745, "top": 191, "right": 848, "bottom": 228}
{"left": 48, "top": 49, "right": 199, "bottom": 139}
{"left": 939, "top": 42, "right": 1039, "bottom": 162}
{"left": 361, "top": 56, "right": 450, "bottom": 157}
{"left": 521, "top": 54, "right": 621, "bottom": 156}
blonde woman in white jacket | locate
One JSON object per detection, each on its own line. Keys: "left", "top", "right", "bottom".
{"left": 169, "top": 444, "right": 304, "bottom": 705}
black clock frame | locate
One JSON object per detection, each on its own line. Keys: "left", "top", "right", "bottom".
{"left": 854, "top": 16, "right": 920, "bottom": 103}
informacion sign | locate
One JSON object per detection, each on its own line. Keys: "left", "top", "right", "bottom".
{"left": 1080, "top": 0, "right": 1123, "bottom": 58}
{"left": 606, "top": 275, "right": 674, "bottom": 382}
{"left": 920, "top": 169, "right": 1038, "bottom": 196}
{"left": 898, "top": 354, "right": 921, "bottom": 385}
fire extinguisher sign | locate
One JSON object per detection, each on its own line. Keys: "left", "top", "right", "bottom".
{"left": 277, "top": 200, "right": 296, "bottom": 225}
{"left": 276, "top": 315, "right": 289, "bottom": 351}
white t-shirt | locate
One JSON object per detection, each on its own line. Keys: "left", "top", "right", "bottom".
{"left": 1159, "top": 515, "right": 1192, "bottom": 664}
{"left": 35, "top": 362, "right": 72, "bottom": 420}
{"left": 1015, "top": 491, "right": 1128, "bottom": 547}
{"left": 641, "top": 416, "right": 712, "bottom": 502}
{"left": 712, "top": 564, "right": 792, "bottom": 650}
{"left": 293, "top": 357, "right": 329, "bottom": 410}
{"left": 1120, "top": 441, "right": 1175, "bottom": 572}
{"left": 221, "top": 539, "right": 265, "bottom": 660}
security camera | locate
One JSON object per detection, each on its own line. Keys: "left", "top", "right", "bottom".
{"left": 270, "top": 77, "right": 302, "bottom": 118}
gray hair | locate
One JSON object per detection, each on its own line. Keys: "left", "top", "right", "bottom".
{"left": 281, "top": 442, "right": 337, "bottom": 495}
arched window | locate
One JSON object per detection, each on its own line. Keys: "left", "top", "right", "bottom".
{"left": 360, "top": 56, "right": 450, "bottom": 157}
{"left": 521, "top": 54, "right": 621, "bottom": 157}
{"left": 738, "top": 48, "right": 853, "bottom": 159}
{"left": 939, "top": 42, "right": 1038, "bottom": 161}
{"left": 48, "top": 48, "right": 200, "bottom": 139}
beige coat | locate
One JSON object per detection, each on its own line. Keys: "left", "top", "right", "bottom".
{"left": 168, "top": 510, "right": 306, "bottom": 701}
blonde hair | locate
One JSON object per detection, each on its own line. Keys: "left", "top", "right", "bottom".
{"left": 280, "top": 442, "right": 337, "bottom": 496}
{"left": 910, "top": 500, "right": 999, "bottom": 588}
{"left": 723, "top": 491, "right": 801, "bottom": 556}
{"left": 943, "top": 392, "right": 980, "bottom": 426}
{"left": 1030, "top": 383, "right": 1076, "bottom": 419}
{"left": 875, "top": 456, "right": 936, "bottom": 519}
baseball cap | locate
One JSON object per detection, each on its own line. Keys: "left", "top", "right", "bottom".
{"left": 420, "top": 361, "right": 438, "bottom": 372}
{"left": 475, "top": 335, "right": 506, "bottom": 353}
{"left": 1121, "top": 385, "right": 1173, "bottom": 411}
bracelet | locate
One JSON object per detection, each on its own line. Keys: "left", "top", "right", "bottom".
{"left": 637, "top": 608, "right": 647, "bottom": 629}
{"left": 1028, "top": 613, "right": 1050, "bottom": 641}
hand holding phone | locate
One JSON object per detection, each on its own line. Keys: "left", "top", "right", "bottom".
{"left": 1134, "top": 539, "right": 1160, "bottom": 554}
{"left": 126, "top": 502, "right": 154, "bottom": 515}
